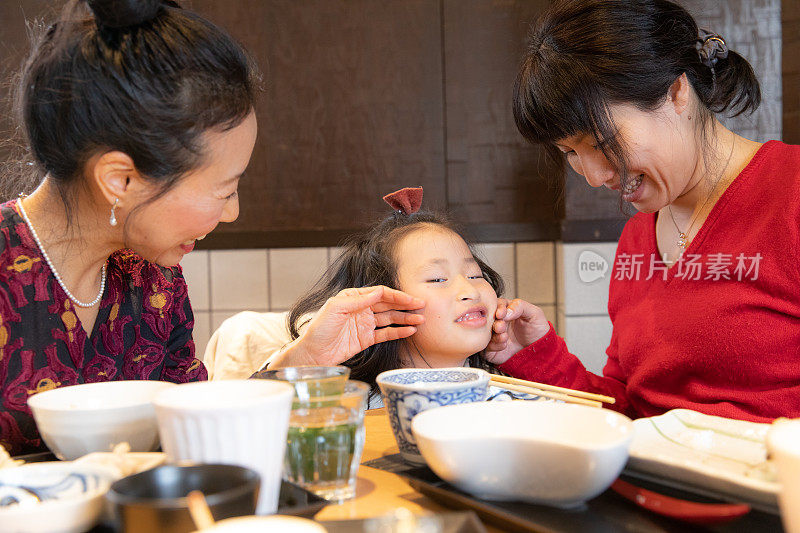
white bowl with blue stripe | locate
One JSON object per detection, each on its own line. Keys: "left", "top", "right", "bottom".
{"left": 0, "top": 461, "right": 116, "bottom": 533}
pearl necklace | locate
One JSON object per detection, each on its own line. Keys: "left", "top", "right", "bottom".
{"left": 17, "top": 198, "right": 106, "bottom": 308}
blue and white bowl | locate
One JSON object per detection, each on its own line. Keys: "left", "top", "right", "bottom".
{"left": 0, "top": 461, "right": 116, "bottom": 533}
{"left": 376, "top": 368, "right": 490, "bottom": 464}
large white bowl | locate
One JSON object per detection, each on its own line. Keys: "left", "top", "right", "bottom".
{"left": 411, "top": 401, "right": 633, "bottom": 508}
{"left": 27, "top": 380, "right": 176, "bottom": 460}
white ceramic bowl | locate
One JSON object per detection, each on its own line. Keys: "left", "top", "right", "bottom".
{"left": 27, "top": 380, "right": 176, "bottom": 460}
{"left": 0, "top": 461, "right": 115, "bottom": 533}
{"left": 411, "top": 401, "right": 633, "bottom": 508}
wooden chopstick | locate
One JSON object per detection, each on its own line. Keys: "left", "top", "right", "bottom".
{"left": 187, "top": 490, "right": 215, "bottom": 530}
{"left": 489, "top": 379, "right": 602, "bottom": 408}
{"left": 490, "top": 374, "right": 615, "bottom": 404}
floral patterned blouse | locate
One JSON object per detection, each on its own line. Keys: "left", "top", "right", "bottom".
{"left": 0, "top": 200, "right": 207, "bottom": 456}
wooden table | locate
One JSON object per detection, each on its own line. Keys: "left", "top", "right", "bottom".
{"left": 314, "top": 409, "right": 500, "bottom": 531}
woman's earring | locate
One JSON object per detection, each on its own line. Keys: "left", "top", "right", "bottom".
{"left": 109, "top": 198, "right": 119, "bottom": 227}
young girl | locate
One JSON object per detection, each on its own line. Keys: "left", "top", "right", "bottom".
{"left": 289, "top": 188, "right": 505, "bottom": 400}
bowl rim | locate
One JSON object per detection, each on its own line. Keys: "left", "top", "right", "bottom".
{"left": 411, "top": 400, "right": 634, "bottom": 450}
{"left": 0, "top": 462, "right": 113, "bottom": 517}
{"left": 27, "top": 380, "right": 176, "bottom": 413}
{"left": 152, "top": 379, "right": 294, "bottom": 412}
{"left": 106, "top": 464, "right": 260, "bottom": 510}
{"left": 375, "top": 367, "right": 490, "bottom": 391}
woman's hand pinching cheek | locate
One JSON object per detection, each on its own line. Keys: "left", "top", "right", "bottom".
{"left": 504, "top": 299, "right": 551, "bottom": 345}
{"left": 486, "top": 329, "right": 509, "bottom": 352}
{"left": 483, "top": 299, "right": 551, "bottom": 366}
{"left": 495, "top": 298, "right": 508, "bottom": 319}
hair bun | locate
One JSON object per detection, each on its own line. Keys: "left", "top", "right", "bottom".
{"left": 87, "top": 0, "right": 163, "bottom": 29}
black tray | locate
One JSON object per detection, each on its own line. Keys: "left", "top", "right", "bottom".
{"left": 363, "top": 454, "right": 783, "bottom": 533}
{"left": 13, "top": 451, "right": 328, "bottom": 521}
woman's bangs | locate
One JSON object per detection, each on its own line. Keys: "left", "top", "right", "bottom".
{"left": 513, "top": 59, "right": 605, "bottom": 147}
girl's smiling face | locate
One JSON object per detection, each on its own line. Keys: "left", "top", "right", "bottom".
{"left": 393, "top": 225, "right": 498, "bottom": 367}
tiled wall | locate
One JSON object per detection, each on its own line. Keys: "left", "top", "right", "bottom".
{"left": 181, "top": 242, "right": 564, "bottom": 361}
{"left": 557, "top": 243, "right": 616, "bottom": 375}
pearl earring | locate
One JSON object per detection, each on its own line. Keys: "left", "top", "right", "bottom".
{"left": 109, "top": 198, "right": 119, "bottom": 226}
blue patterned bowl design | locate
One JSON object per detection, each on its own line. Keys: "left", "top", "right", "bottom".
{"left": 376, "top": 368, "right": 490, "bottom": 464}
{"left": 0, "top": 462, "right": 111, "bottom": 507}
{"left": 0, "top": 461, "right": 115, "bottom": 532}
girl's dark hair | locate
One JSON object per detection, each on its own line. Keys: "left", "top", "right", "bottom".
{"left": 288, "top": 211, "right": 505, "bottom": 399}
{"left": 12, "top": 0, "right": 257, "bottom": 204}
{"left": 512, "top": 0, "right": 761, "bottom": 190}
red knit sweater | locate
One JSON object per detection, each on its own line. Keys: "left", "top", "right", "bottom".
{"left": 500, "top": 141, "right": 800, "bottom": 423}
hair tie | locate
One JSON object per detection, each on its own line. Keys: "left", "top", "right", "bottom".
{"left": 87, "top": 0, "right": 163, "bottom": 29}
{"left": 383, "top": 187, "right": 423, "bottom": 215}
{"left": 696, "top": 29, "right": 728, "bottom": 68}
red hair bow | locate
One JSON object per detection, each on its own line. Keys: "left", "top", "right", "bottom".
{"left": 383, "top": 187, "right": 423, "bottom": 215}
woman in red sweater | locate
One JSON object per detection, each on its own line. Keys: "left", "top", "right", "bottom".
{"left": 485, "top": 0, "right": 800, "bottom": 423}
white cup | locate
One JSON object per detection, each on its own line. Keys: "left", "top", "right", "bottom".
{"left": 767, "top": 418, "right": 800, "bottom": 533}
{"left": 153, "top": 380, "right": 294, "bottom": 514}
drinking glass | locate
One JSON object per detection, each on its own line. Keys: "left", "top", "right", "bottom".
{"left": 253, "top": 366, "right": 350, "bottom": 405}
{"left": 283, "top": 380, "right": 369, "bottom": 502}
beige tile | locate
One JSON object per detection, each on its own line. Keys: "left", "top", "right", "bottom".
{"left": 180, "top": 251, "right": 209, "bottom": 311}
{"left": 561, "top": 243, "right": 617, "bottom": 315}
{"left": 473, "top": 243, "right": 515, "bottom": 299}
{"left": 556, "top": 241, "right": 564, "bottom": 307}
{"left": 209, "top": 250, "right": 268, "bottom": 310}
{"left": 538, "top": 304, "right": 557, "bottom": 332}
{"left": 562, "top": 314, "right": 612, "bottom": 375}
{"left": 515, "top": 242, "right": 555, "bottom": 305}
{"left": 328, "top": 247, "right": 345, "bottom": 267}
{"left": 192, "top": 311, "right": 211, "bottom": 361}
{"left": 269, "top": 247, "right": 329, "bottom": 310}
{"left": 211, "top": 311, "right": 242, "bottom": 334}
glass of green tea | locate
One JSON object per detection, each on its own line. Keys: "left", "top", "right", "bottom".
{"left": 283, "top": 380, "right": 369, "bottom": 502}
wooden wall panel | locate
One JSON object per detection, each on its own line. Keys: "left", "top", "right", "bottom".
{"left": 1, "top": 1, "right": 790, "bottom": 246}
{"left": 0, "top": 1, "right": 58, "bottom": 196}
{"left": 442, "top": 0, "right": 561, "bottom": 233}
{"left": 190, "top": 0, "right": 447, "bottom": 248}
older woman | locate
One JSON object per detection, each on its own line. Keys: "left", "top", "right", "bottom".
{"left": 1, "top": 0, "right": 423, "bottom": 455}
{"left": 486, "top": 0, "right": 800, "bottom": 423}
